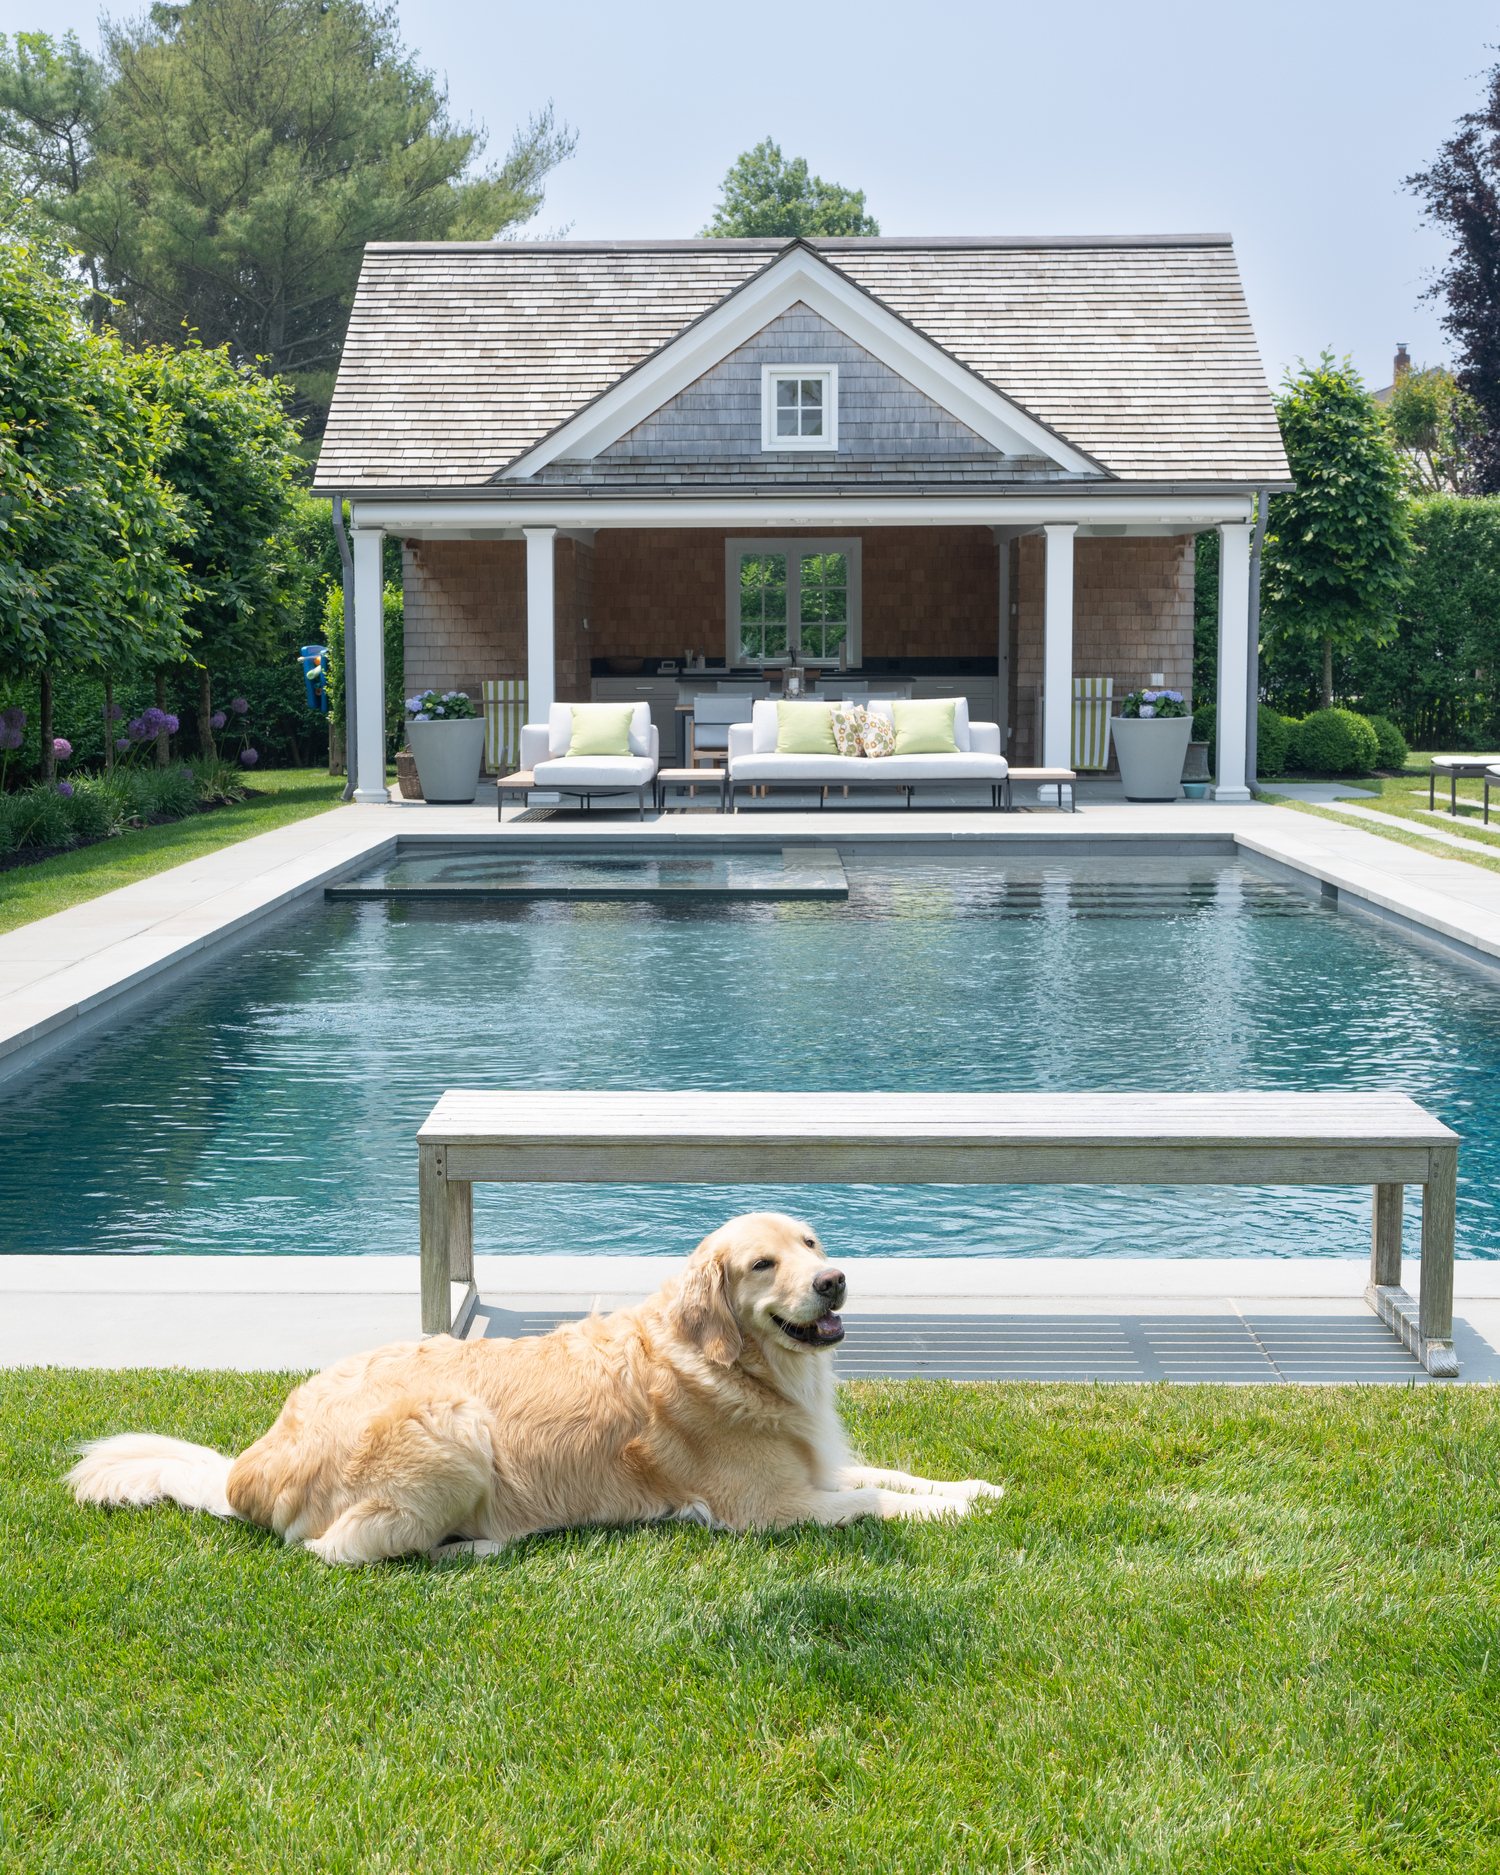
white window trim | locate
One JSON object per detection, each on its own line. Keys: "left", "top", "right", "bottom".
{"left": 760, "top": 364, "right": 839, "bottom": 452}
{"left": 724, "top": 537, "right": 862, "bottom": 668}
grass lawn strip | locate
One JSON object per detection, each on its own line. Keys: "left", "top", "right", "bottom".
{"left": 0, "top": 770, "right": 350, "bottom": 936}
{"left": 3, "top": 1371, "right": 1497, "bottom": 1872}
{"left": 1260, "top": 764, "right": 1500, "bottom": 874}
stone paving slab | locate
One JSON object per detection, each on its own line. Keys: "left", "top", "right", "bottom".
{"left": 6, "top": 1256, "right": 1498, "bottom": 1382}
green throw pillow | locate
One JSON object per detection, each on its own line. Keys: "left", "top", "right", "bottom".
{"left": 567, "top": 704, "right": 636, "bottom": 757}
{"left": 892, "top": 698, "right": 958, "bottom": 755}
{"left": 775, "top": 701, "right": 839, "bottom": 755}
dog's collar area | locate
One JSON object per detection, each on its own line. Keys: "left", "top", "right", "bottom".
{"left": 770, "top": 1310, "right": 844, "bottom": 1348}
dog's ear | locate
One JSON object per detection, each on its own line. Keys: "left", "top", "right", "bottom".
{"left": 674, "top": 1249, "right": 743, "bottom": 1368}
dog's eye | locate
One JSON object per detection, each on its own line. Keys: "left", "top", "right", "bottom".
{"left": 752, "top": 1258, "right": 775, "bottom": 1271}
{"left": 802, "top": 1237, "right": 816, "bottom": 1248}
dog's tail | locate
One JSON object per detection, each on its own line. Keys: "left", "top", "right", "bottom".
{"left": 65, "top": 1434, "right": 239, "bottom": 1520}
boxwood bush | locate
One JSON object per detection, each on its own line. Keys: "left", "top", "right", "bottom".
{"left": 1184, "top": 702, "right": 1292, "bottom": 777}
{"left": 1366, "top": 715, "right": 1410, "bottom": 771}
{"left": 1290, "top": 708, "right": 1380, "bottom": 775}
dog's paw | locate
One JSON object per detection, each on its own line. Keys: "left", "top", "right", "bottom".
{"left": 945, "top": 1478, "right": 1005, "bottom": 1503}
{"left": 429, "top": 1537, "right": 504, "bottom": 1562}
{"left": 877, "top": 1491, "right": 962, "bottom": 1523}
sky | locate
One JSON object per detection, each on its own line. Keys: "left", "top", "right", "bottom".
{"left": 23, "top": 0, "right": 1500, "bottom": 392}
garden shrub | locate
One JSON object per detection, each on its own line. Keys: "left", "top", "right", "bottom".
{"left": 1183, "top": 703, "right": 1291, "bottom": 777}
{"left": 62, "top": 778, "right": 125, "bottom": 842}
{"left": 1255, "top": 705, "right": 1293, "bottom": 777}
{"left": 128, "top": 766, "right": 201, "bottom": 820}
{"left": 1366, "top": 715, "right": 1410, "bottom": 770}
{"left": 1290, "top": 708, "right": 1379, "bottom": 775}
{"left": 4, "top": 784, "right": 76, "bottom": 850}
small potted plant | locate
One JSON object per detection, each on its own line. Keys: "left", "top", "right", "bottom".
{"left": 405, "top": 689, "right": 485, "bottom": 803}
{"left": 1112, "top": 687, "right": 1192, "bottom": 800}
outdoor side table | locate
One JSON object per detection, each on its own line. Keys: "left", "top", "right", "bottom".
{"left": 1428, "top": 755, "right": 1500, "bottom": 815}
{"left": 1485, "top": 765, "right": 1500, "bottom": 826}
{"left": 655, "top": 766, "right": 727, "bottom": 813}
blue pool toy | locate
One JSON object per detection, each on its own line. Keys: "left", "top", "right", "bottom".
{"left": 300, "top": 644, "right": 329, "bottom": 713}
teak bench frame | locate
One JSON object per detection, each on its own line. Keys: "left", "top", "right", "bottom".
{"left": 416, "top": 1090, "right": 1460, "bottom": 1377}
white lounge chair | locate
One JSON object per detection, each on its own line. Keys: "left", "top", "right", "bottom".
{"left": 518, "top": 702, "right": 659, "bottom": 818}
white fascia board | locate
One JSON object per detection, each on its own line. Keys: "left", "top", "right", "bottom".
{"left": 354, "top": 493, "right": 1256, "bottom": 533}
{"left": 500, "top": 247, "right": 1098, "bottom": 478}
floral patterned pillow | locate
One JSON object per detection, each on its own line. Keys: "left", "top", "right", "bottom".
{"left": 830, "top": 704, "right": 867, "bottom": 757}
{"left": 860, "top": 708, "right": 896, "bottom": 758}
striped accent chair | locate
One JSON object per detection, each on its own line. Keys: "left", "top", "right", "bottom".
{"left": 483, "top": 679, "right": 527, "bottom": 775}
{"left": 1072, "top": 677, "right": 1114, "bottom": 771}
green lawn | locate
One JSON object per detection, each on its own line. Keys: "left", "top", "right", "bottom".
{"left": 3, "top": 1372, "right": 1497, "bottom": 1872}
{"left": 1260, "top": 758, "right": 1500, "bottom": 873}
{"left": 0, "top": 769, "right": 352, "bottom": 936}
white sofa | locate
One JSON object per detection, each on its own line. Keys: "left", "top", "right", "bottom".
{"left": 727, "top": 698, "right": 1008, "bottom": 810}
{"left": 519, "top": 702, "right": 659, "bottom": 818}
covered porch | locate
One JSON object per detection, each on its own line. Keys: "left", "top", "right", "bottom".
{"left": 343, "top": 491, "right": 1262, "bottom": 808}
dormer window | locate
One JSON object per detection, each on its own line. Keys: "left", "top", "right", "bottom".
{"left": 761, "top": 365, "right": 838, "bottom": 451}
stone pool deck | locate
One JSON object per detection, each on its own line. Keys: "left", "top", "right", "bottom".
{"left": 5, "top": 786, "right": 1500, "bottom": 1382}
{"left": 5, "top": 1253, "right": 1499, "bottom": 1383}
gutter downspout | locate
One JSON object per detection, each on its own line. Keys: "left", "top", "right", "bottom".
{"left": 331, "top": 495, "right": 357, "bottom": 802}
{"left": 1245, "top": 489, "right": 1269, "bottom": 795}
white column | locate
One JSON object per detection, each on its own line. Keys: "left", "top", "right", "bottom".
{"left": 524, "top": 526, "right": 557, "bottom": 724}
{"left": 1215, "top": 523, "right": 1253, "bottom": 803}
{"left": 351, "top": 527, "right": 389, "bottom": 804}
{"left": 1042, "top": 524, "right": 1076, "bottom": 768}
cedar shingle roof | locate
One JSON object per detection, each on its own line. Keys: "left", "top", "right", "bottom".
{"left": 314, "top": 236, "right": 1289, "bottom": 494}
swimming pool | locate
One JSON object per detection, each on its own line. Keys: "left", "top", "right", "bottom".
{"left": 4, "top": 854, "right": 1496, "bottom": 1260}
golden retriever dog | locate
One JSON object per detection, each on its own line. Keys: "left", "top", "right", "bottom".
{"left": 67, "top": 1212, "right": 1002, "bottom": 1565}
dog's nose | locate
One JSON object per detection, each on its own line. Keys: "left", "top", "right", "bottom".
{"left": 813, "top": 1268, "right": 846, "bottom": 1304}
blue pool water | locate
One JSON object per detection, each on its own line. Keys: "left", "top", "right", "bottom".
{"left": 3, "top": 856, "right": 1497, "bottom": 1260}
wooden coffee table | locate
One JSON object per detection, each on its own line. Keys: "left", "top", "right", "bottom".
{"left": 655, "top": 766, "right": 727, "bottom": 812}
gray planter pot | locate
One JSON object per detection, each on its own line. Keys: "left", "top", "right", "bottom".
{"left": 407, "top": 716, "right": 486, "bottom": 803}
{"left": 1112, "top": 715, "right": 1193, "bottom": 801}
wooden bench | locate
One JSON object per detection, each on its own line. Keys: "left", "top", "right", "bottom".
{"left": 415, "top": 1090, "right": 1460, "bottom": 1376}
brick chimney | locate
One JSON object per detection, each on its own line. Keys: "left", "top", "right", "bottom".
{"left": 1394, "top": 342, "right": 1411, "bottom": 381}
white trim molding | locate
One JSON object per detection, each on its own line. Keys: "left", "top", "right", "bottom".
{"left": 500, "top": 243, "right": 1101, "bottom": 477}
{"left": 724, "top": 537, "right": 862, "bottom": 667}
{"left": 354, "top": 494, "right": 1257, "bottom": 535}
{"left": 761, "top": 364, "right": 838, "bottom": 451}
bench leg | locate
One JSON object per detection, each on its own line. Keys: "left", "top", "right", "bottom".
{"left": 1365, "top": 1161, "right": 1458, "bottom": 1377}
{"left": 1371, "top": 1182, "right": 1403, "bottom": 1287}
{"left": 1420, "top": 1147, "right": 1457, "bottom": 1368}
{"left": 420, "top": 1143, "right": 476, "bottom": 1337}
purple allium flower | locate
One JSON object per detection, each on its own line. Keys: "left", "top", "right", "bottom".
{"left": 239, "top": 748, "right": 258, "bottom": 766}
{"left": 53, "top": 738, "right": 71, "bottom": 760}
{"left": 163, "top": 713, "right": 179, "bottom": 735}
{"left": 210, "top": 711, "right": 226, "bottom": 730}
{"left": 115, "top": 737, "right": 130, "bottom": 753}
{"left": 139, "top": 707, "right": 167, "bottom": 738}
{"left": 56, "top": 781, "right": 73, "bottom": 798}
{"left": 105, "top": 701, "right": 123, "bottom": 721}
{"left": 230, "top": 697, "right": 249, "bottom": 715}
{"left": 181, "top": 764, "right": 194, "bottom": 778}
{"left": 126, "top": 717, "right": 144, "bottom": 741}
{"left": 0, "top": 726, "right": 20, "bottom": 752}
{"left": 0, "top": 705, "right": 23, "bottom": 732}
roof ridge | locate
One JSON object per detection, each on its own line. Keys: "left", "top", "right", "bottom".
{"left": 362, "top": 234, "right": 1235, "bottom": 255}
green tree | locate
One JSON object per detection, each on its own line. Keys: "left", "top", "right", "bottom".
{"left": 702, "top": 139, "right": 878, "bottom": 238}
{"left": 125, "top": 339, "right": 304, "bottom": 761}
{"left": 0, "top": 7, "right": 574, "bottom": 438}
{"left": 1341, "top": 495, "right": 1500, "bottom": 747}
{"left": 0, "top": 233, "right": 188, "bottom": 781}
{"left": 1261, "top": 355, "right": 1413, "bottom": 710}
{"left": 1382, "top": 364, "right": 1486, "bottom": 495}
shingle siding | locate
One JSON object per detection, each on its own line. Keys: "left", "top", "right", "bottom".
{"left": 602, "top": 302, "right": 995, "bottom": 459}
{"left": 316, "top": 237, "right": 1288, "bottom": 492}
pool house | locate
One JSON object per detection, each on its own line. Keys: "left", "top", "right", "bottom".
{"left": 314, "top": 233, "right": 1291, "bottom": 801}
